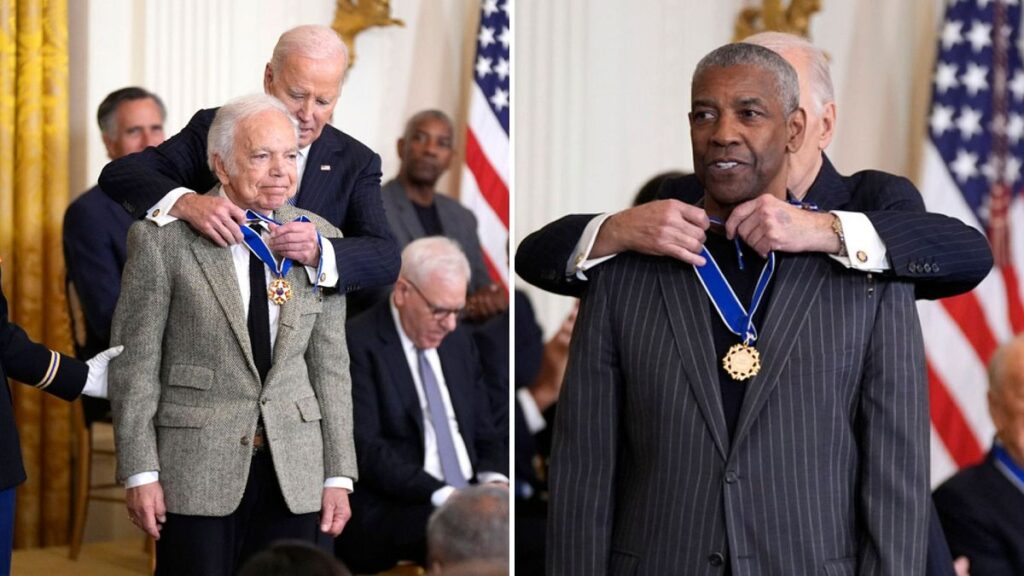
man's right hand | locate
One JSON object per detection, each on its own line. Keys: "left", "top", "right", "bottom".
{"left": 590, "top": 199, "right": 709, "bottom": 266}
{"left": 126, "top": 481, "right": 167, "bottom": 539}
{"left": 170, "top": 194, "right": 245, "bottom": 246}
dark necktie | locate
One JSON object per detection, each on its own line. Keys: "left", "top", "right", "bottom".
{"left": 247, "top": 236, "right": 272, "bottom": 384}
{"left": 416, "top": 349, "right": 468, "bottom": 488}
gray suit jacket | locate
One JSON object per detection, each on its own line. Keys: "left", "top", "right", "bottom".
{"left": 109, "top": 205, "right": 357, "bottom": 517}
{"left": 381, "top": 179, "right": 491, "bottom": 292}
{"left": 548, "top": 252, "right": 929, "bottom": 575}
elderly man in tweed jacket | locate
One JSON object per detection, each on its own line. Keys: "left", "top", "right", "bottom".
{"left": 109, "top": 93, "right": 356, "bottom": 576}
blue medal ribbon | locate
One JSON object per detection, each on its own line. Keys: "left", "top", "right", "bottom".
{"left": 693, "top": 220, "right": 775, "bottom": 346}
{"left": 240, "top": 209, "right": 324, "bottom": 294}
{"left": 993, "top": 442, "right": 1024, "bottom": 494}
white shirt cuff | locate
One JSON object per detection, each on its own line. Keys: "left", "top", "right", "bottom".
{"left": 431, "top": 485, "right": 457, "bottom": 507}
{"left": 477, "top": 472, "right": 510, "bottom": 485}
{"left": 146, "top": 187, "right": 195, "bottom": 225}
{"left": 566, "top": 213, "right": 618, "bottom": 280}
{"left": 305, "top": 238, "right": 339, "bottom": 288}
{"left": 125, "top": 471, "right": 159, "bottom": 488}
{"left": 828, "top": 211, "right": 890, "bottom": 272}
{"left": 324, "top": 476, "right": 354, "bottom": 492}
{"left": 517, "top": 388, "right": 547, "bottom": 434}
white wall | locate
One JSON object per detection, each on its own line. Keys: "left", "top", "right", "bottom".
{"left": 515, "top": 0, "right": 945, "bottom": 335}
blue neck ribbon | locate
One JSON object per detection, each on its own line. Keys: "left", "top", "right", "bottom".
{"left": 239, "top": 209, "right": 324, "bottom": 294}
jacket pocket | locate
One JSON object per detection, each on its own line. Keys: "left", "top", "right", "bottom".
{"left": 168, "top": 364, "right": 214, "bottom": 390}
{"left": 296, "top": 395, "right": 322, "bottom": 422}
{"left": 610, "top": 550, "right": 640, "bottom": 576}
{"left": 822, "top": 556, "right": 855, "bottom": 576}
{"left": 155, "top": 402, "right": 212, "bottom": 428}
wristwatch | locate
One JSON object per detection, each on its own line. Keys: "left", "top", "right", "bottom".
{"left": 830, "top": 214, "right": 848, "bottom": 257}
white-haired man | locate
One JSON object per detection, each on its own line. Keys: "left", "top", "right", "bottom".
{"left": 110, "top": 93, "right": 356, "bottom": 575}
{"left": 100, "top": 25, "right": 399, "bottom": 297}
{"left": 337, "top": 237, "right": 507, "bottom": 573}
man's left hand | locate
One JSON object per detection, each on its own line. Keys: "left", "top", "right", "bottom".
{"left": 725, "top": 195, "right": 839, "bottom": 258}
{"left": 269, "top": 221, "right": 321, "bottom": 267}
{"left": 320, "top": 487, "right": 351, "bottom": 536}
{"left": 465, "top": 284, "right": 509, "bottom": 322}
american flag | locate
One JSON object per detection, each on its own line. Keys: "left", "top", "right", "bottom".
{"left": 461, "top": 0, "right": 510, "bottom": 288}
{"left": 921, "top": 0, "right": 1024, "bottom": 484}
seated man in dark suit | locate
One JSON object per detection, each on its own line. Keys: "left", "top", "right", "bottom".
{"left": 98, "top": 25, "right": 399, "bottom": 297}
{"left": 365, "top": 110, "right": 505, "bottom": 321}
{"left": 63, "top": 86, "right": 166, "bottom": 424}
{"left": 337, "top": 237, "right": 508, "bottom": 573}
{"left": 934, "top": 335, "right": 1024, "bottom": 576}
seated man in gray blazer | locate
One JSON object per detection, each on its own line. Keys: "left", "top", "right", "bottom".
{"left": 369, "top": 110, "right": 505, "bottom": 322}
{"left": 109, "top": 93, "right": 357, "bottom": 576}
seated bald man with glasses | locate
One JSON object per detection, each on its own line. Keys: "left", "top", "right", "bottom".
{"left": 336, "top": 236, "right": 508, "bottom": 574}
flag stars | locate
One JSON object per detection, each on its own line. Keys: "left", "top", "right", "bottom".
{"left": 494, "top": 57, "right": 509, "bottom": 81}
{"left": 479, "top": 26, "right": 496, "bottom": 48}
{"left": 476, "top": 55, "right": 493, "bottom": 79}
{"left": 1010, "top": 70, "right": 1024, "bottom": 101}
{"left": 960, "top": 62, "right": 989, "bottom": 96}
{"left": 498, "top": 26, "right": 511, "bottom": 50}
{"left": 931, "top": 104, "right": 956, "bottom": 137}
{"left": 951, "top": 149, "right": 980, "bottom": 182}
{"left": 482, "top": 0, "right": 499, "bottom": 17}
{"left": 1007, "top": 156, "right": 1022, "bottom": 183}
{"left": 935, "top": 62, "right": 960, "bottom": 93}
{"left": 982, "top": 154, "right": 999, "bottom": 182}
{"left": 490, "top": 87, "right": 509, "bottom": 112}
{"left": 956, "top": 106, "right": 984, "bottom": 140}
{"left": 966, "top": 20, "right": 993, "bottom": 53}
{"left": 1008, "top": 113, "right": 1024, "bottom": 144}
{"left": 941, "top": 20, "right": 964, "bottom": 51}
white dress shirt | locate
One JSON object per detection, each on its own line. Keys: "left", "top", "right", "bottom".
{"left": 388, "top": 301, "right": 509, "bottom": 506}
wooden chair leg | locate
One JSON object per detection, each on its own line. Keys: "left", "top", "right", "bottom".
{"left": 69, "top": 404, "right": 91, "bottom": 560}
{"left": 145, "top": 536, "right": 156, "bottom": 573}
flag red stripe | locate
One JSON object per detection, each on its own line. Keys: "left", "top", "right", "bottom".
{"left": 464, "top": 129, "right": 510, "bottom": 227}
{"left": 1001, "top": 265, "right": 1024, "bottom": 333}
{"left": 939, "top": 291, "right": 1000, "bottom": 365}
{"left": 928, "top": 359, "right": 985, "bottom": 468}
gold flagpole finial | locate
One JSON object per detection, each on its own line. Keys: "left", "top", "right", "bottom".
{"left": 734, "top": 0, "right": 822, "bottom": 42}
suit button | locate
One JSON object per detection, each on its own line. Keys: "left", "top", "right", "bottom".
{"left": 708, "top": 552, "right": 725, "bottom": 567}
{"left": 260, "top": 398, "right": 268, "bottom": 405}
{"left": 923, "top": 263, "right": 933, "bottom": 273}
{"left": 908, "top": 262, "right": 917, "bottom": 273}
{"left": 933, "top": 263, "right": 941, "bottom": 272}
{"left": 725, "top": 471, "right": 738, "bottom": 484}
{"left": 240, "top": 436, "right": 250, "bottom": 446}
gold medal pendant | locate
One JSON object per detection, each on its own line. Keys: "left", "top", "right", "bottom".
{"left": 722, "top": 343, "right": 761, "bottom": 381}
{"left": 268, "top": 277, "right": 293, "bottom": 305}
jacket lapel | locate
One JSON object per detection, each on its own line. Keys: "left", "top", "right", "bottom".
{"left": 377, "top": 306, "right": 426, "bottom": 439}
{"left": 190, "top": 235, "right": 258, "bottom": 377}
{"left": 729, "top": 253, "right": 828, "bottom": 450}
{"left": 296, "top": 136, "right": 337, "bottom": 214}
{"left": 802, "top": 155, "right": 851, "bottom": 211}
{"left": 658, "top": 260, "right": 730, "bottom": 460}
{"left": 392, "top": 183, "right": 427, "bottom": 242}
{"left": 438, "top": 334, "right": 474, "bottom": 446}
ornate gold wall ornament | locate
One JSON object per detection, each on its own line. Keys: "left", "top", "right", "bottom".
{"left": 332, "top": 0, "right": 405, "bottom": 68}
{"left": 734, "top": 0, "right": 822, "bottom": 41}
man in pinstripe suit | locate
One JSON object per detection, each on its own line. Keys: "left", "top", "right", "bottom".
{"left": 548, "top": 43, "right": 929, "bottom": 575}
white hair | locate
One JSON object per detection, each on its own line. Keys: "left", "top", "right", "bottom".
{"left": 271, "top": 25, "right": 349, "bottom": 80}
{"left": 207, "top": 93, "right": 298, "bottom": 175}
{"left": 400, "top": 237, "right": 471, "bottom": 288}
{"left": 743, "top": 31, "right": 835, "bottom": 114}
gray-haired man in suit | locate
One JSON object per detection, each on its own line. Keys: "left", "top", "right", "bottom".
{"left": 548, "top": 43, "right": 929, "bottom": 575}
{"left": 110, "top": 93, "right": 356, "bottom": 575}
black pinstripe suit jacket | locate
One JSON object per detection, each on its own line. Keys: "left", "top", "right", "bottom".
{"left": 548, "top": 247, "right": 930, "bottom": 575}
{"left": 99, "top": 109, "right": 400, "bottom": 294}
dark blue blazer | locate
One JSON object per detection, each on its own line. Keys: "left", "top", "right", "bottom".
{"left": 515, "top": 155, "right": 993, "bottom": 301}
{"left": 346, "top": 301, "right": 507, "bottom": 509}
{"left": 1, "top": 267, "right": 88, "bottom": 490}
{"left": 62, "top": 185, "right": 134, "bottom": 359}
{"left": 934, "top": 450, "right": 1024, "bottom": 576}
{"left": 98, "top": 108, "right": 400, "bottom": 294}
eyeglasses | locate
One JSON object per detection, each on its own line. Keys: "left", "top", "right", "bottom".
{"left": 405, "top": 279, "right": 465, "bottom": 321}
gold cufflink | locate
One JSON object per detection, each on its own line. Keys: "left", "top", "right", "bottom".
{"left": 152, "top": 209, "right": 161, "bottom": 217}
{"left": 856, "top": 250, "right": 868, "bottom": 263}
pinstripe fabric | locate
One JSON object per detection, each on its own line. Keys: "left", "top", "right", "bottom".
{"left": 109, "top": 206, "right": 357, "bottom": 516}
{"left": 548, "top": 251, "right": 929, "bottom": 575}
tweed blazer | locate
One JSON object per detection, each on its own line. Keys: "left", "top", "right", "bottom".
{"left": 548, "top": 248, "right": 930, "bottom": 575}
{"left": 109, "top": 204, "right": 356, "bottom": 516}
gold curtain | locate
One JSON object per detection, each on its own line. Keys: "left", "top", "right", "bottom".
{"left": 0, "top": 0, "right": 73, "bottom": 548}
